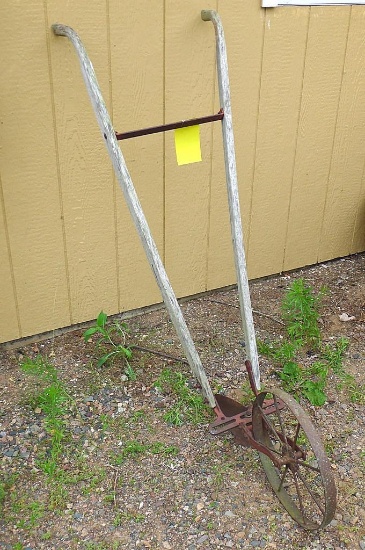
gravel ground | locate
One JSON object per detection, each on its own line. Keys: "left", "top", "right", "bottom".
{"left": 0, "top": 254, "right": 364, "bottom": 549}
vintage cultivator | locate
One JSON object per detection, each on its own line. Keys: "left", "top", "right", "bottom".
{"left": 52, "top": 9, "right": 336, "bottom": 529}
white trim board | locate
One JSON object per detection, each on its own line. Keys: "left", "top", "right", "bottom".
{"left": 263, "top": 0, "right": 365, "bottom": 6}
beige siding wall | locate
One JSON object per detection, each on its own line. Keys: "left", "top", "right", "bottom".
{"left": 1, "top": 1, "right": 365, "bottom": 344}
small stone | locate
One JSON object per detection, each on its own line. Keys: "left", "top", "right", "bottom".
{"left": 162, "top": 543, "right": 172, "bottom": 550}
{"left": 20, "top": 451, "right": 30, "bottom": 459}
{"left": 4, "top": 449, "right": 14, "bottom": 457}
{"left": 30, "top": 424, "right": 41, "bottom": 434}
{"left": 224, "top": 510, "right": 235, "bottom": 517}
{"left": 343, "top": 513, "right": 351, "bottom": 523}
{"left": 197, "top": 535, "right": 208, "bottom": 544}
{"left": 339, "top": 312, "right": 355, "bottom": 322}
{"left": 196, "top": 502, "right": 204, "bottom": 511}
{"left": 359, "top": 541, "right": 365, "bottom": 550}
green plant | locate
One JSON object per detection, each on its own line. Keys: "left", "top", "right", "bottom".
{"left": 211, "top": 462, "right": 232, "bottom": 490}
{"left": 148, "top": 441, "right": 179, "bottom": 456}
{"left": 240, "top": 380, "right": 256, "bottom": 405}
{"left": 84, "top": 311, "right": 135, "bottom": 379}
{"left": 21, "top": 356, "right": 71, "bottom": 476}
{"left": 27, "top": 501, "right": 45, "bottom": 528}
{"left": 121, "top": 511, "right": 145, "bottom": 523}
{"left": 322, "top": 337, "right": 350, "bottom": 373}
{"left": 281, "top": 278, "right": 325, "bottom": 347}
{"left": 154, "top": 368, "right": 212, "bottom": 426}
{"left": 337, "top": 372, "right": 365, "bottom": 404}
{"left": 0, "top": 481, "right": 6, "bottom": 507}
{"left": 48, "top": 481, "right": 69, "bottom": 510}
{"left": 258, "top": 279, "right": 350, "bottom": 406}
{"left": 111, "top": 439, "right": 179, "bottom": 465}
{"left": 13, "top": 498, "right": 45, "bottom": 531}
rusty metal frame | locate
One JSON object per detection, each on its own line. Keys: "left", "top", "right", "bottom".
{"left": 115, "top": 110, "right": 224, "bottom": 140}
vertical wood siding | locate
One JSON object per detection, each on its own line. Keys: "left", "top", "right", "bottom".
{"left": 1, "top": 1, "right": 365, "bottom": 343}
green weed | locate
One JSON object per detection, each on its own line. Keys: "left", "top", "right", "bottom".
{"left": 337, "top": 372, "right": 365, "bottom": 404}
{"left": 111, "top": 439, "right": 179, "bottom": 465}
{"left": 0, "top": 481, "right": 6, "bottom": 507}
{"left": 211, "top": 462, "right": 232, "bottom": 490}
{"left": 240, "top": 380, "right": 256, "bottom": 405}
{"left": 116, "top": 510, "right": 145, "bottom": 524}
{"left": 48, "top": 482, "right": 69, "bottom": 510}
{"left": 154, "top": 368, "right": 212, "bottom": 425}
{"left": 21, "top": 356, "right": 71, "bottom": 476}
{"left": 258, "top": 278, "right": 350, "bottom": 406}
{"left": 13, "top": 499, "right": 45, "bottom": 530}
{"left": 0, "top": 474, "right": 18, "bottom": 512}
{"left": 84, "top": 311, "right": 135, "bottom": 380}
{"left": 281, "top": 278, "right": 325, "bottom": 347}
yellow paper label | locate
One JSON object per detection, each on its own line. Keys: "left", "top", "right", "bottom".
{"left": 174, "top": 125, "right": 202, "bottom": 166}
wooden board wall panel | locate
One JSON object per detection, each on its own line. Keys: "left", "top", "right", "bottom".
{"left": 0, "top": 178, "right": 20, "bottom": 342}
{"left": 164, "top": 1, "right": 217, "bottom": 297}
{"left": 247, "top": 7, "right": 309, "bottom": 279}
{"left": 283, "top": 8, "right": 350, "bottom": 271}
{"left": 109, "top": 1, "right": 164, "bottom": 312}
{"left": 319, "top": 7, "right": 365, "bottom": 262}
{"left": 47, "top": 1, "right": 119, "bottom": 323}
{"left": 207, "top": 0, "right": 265, "bottom": 290}
{"left": 0, "top": 1, "right": 70, "bottom": 340}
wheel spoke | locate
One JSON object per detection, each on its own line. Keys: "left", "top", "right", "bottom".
{"left": 278, "top": 465, "right": 289, "bottom": 491}
{"left": 296, "top": 459, "right": 320, "bottom": 473}
{"left": 291, "top": 469, "right": 307, "bottom": 523}
{"left": 274, "top": 395, "right": 288, "bottom": 447}
{"left": 257, "top": 405, "right": 282, "bottom": 447}
{"left": 252, "top": 389, "right": 336, "bottom": 530}
{"left": 293, "top": 422, "right": 301, "bottom": 449}
{"left": 296, "top": 469, "right": 325, "bottom": 515}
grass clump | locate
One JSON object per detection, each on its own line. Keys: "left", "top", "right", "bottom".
{"left": 154, "top": 368, "right": 212, "bottom": 426}
{"left": 258, "top": 278, "right": 353, "bottom": 406}
{"left": 21, "top": 356, "right": 71, "bottom": 476}
{"left": 111, "top": 439, "right": 179, "bottom": 466}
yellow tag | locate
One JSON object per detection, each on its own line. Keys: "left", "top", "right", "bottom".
{"left": 174, "top": 125, "right": 202, "bottom": 166}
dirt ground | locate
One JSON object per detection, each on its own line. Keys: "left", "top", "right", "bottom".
{"left": 0, "top": 253, "right": 364, "bottom": 549}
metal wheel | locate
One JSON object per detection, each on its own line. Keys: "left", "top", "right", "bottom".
{"left": 252, "top": 388, "right": 336, "bottom": 530}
